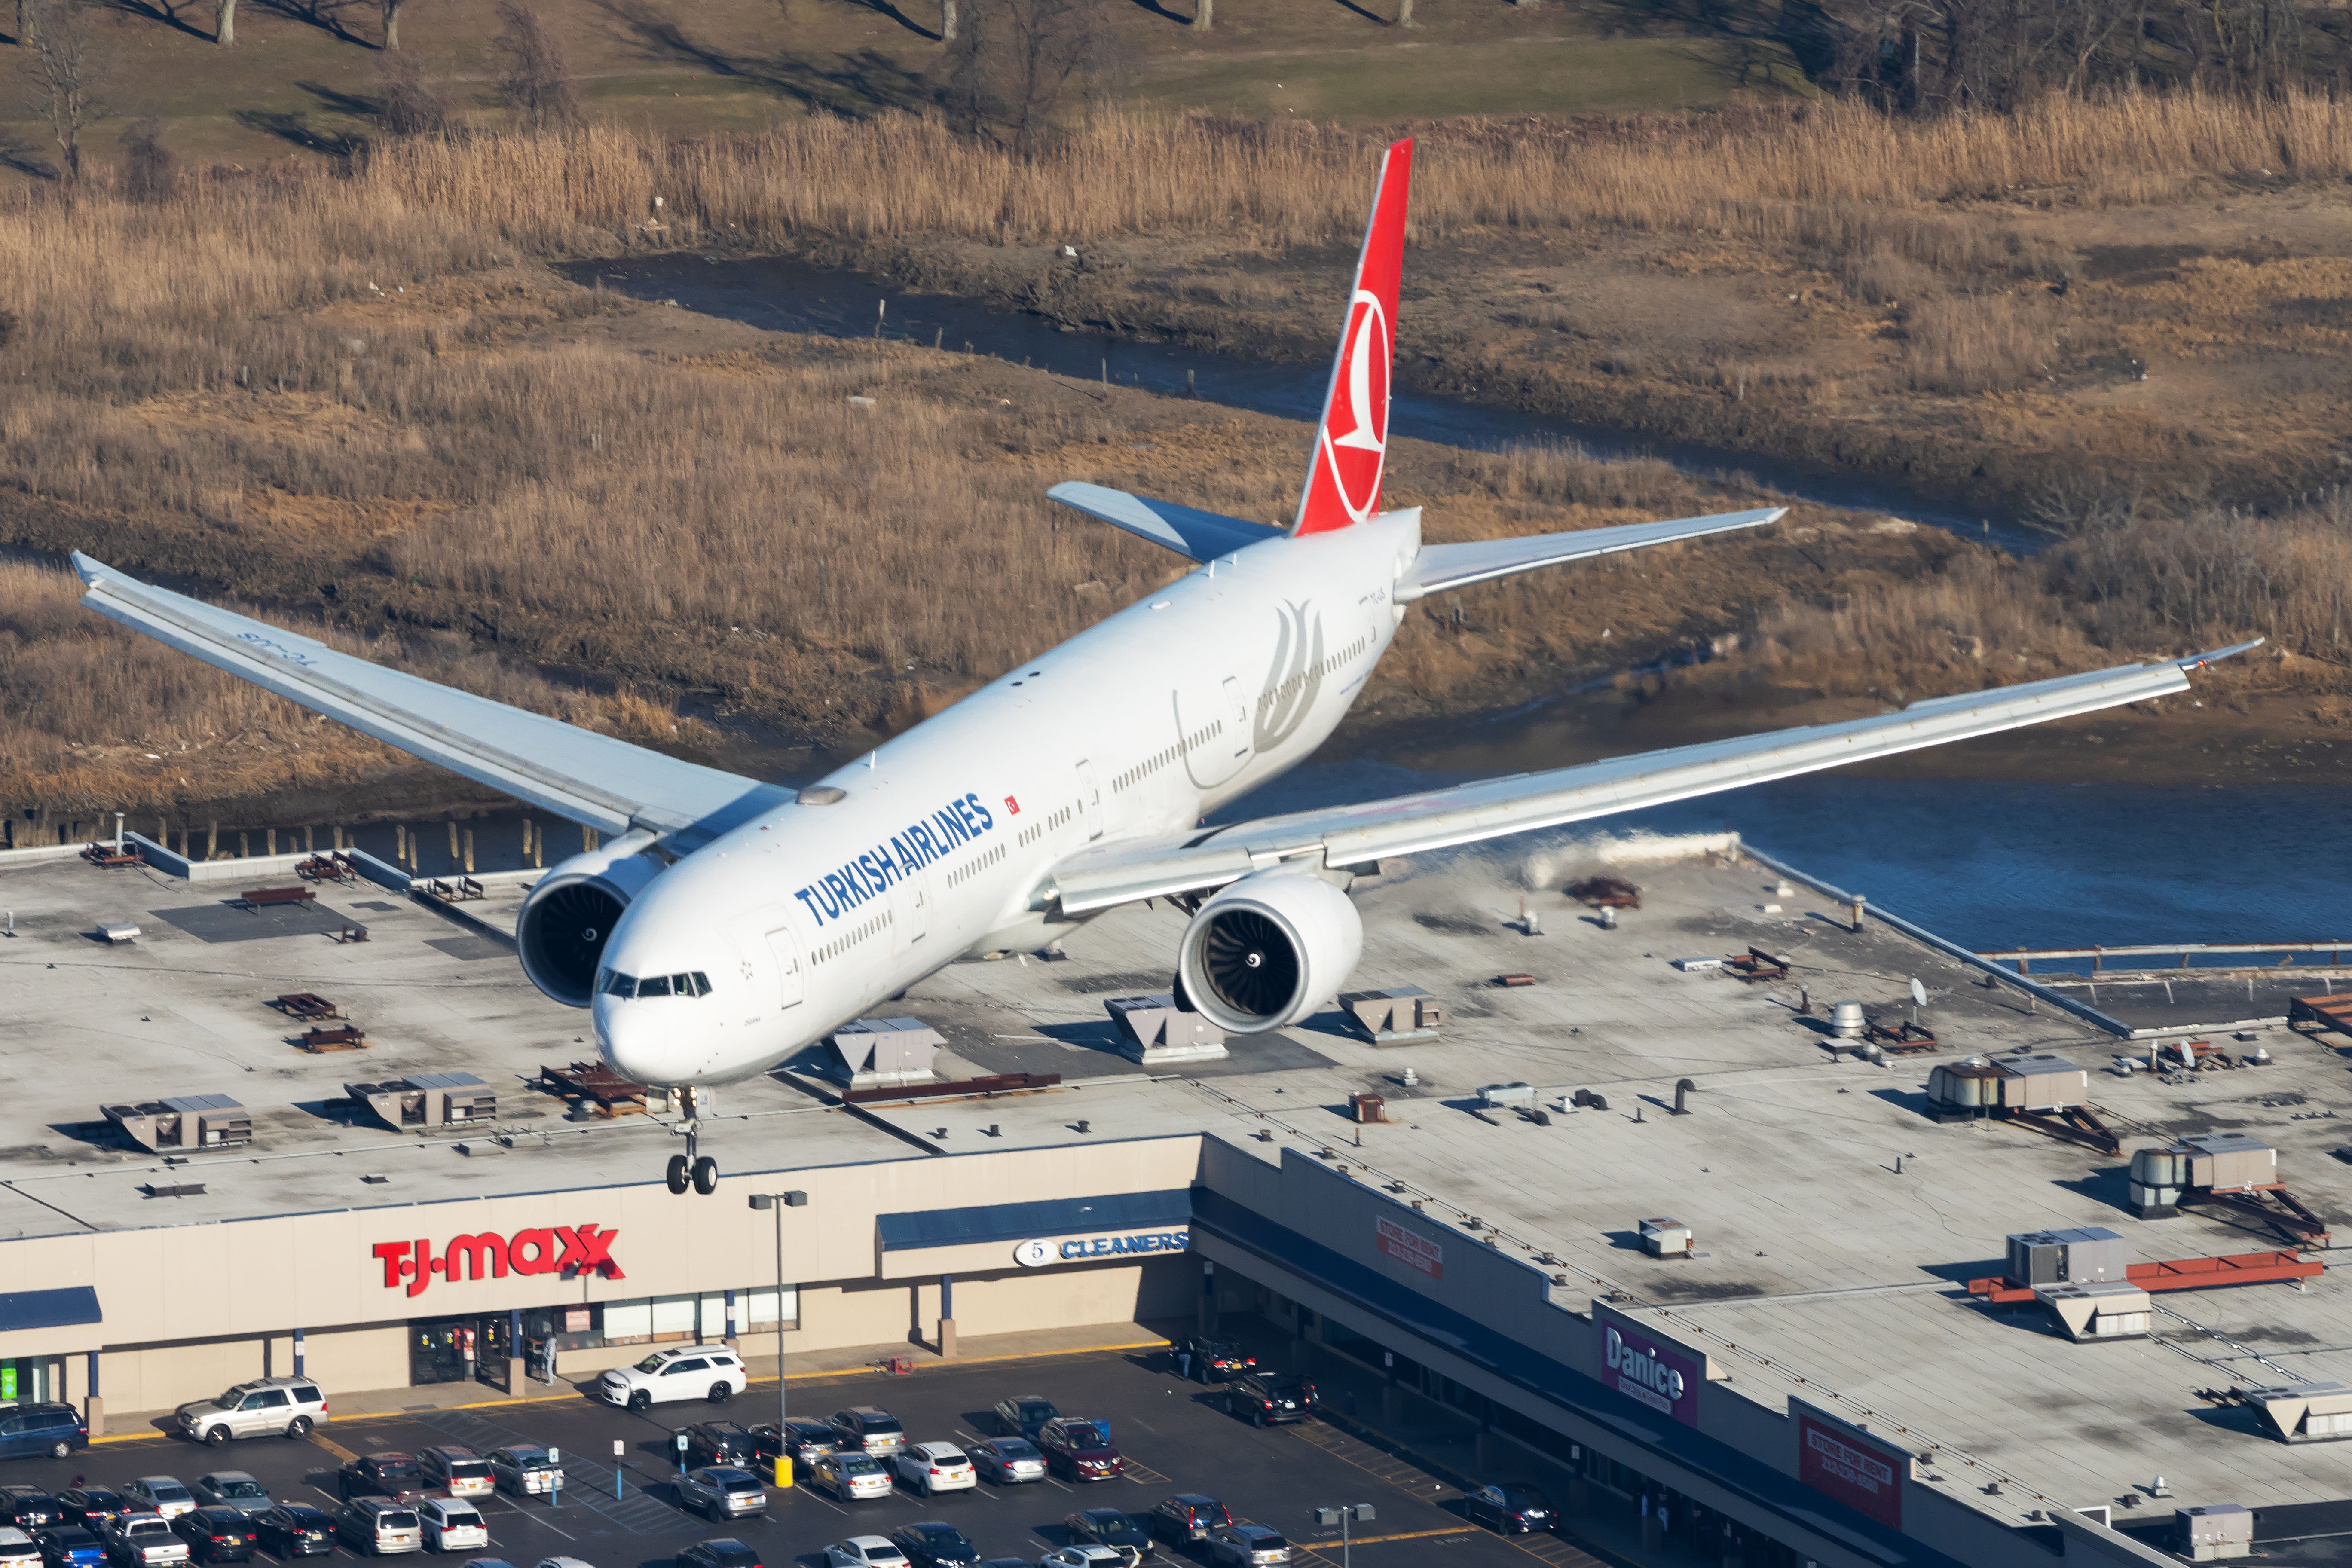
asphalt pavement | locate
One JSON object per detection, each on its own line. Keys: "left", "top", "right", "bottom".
{"left": 30, "top": 1350, "right": 1583, "bottom": 1568}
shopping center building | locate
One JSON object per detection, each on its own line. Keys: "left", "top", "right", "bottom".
{"left": 1, "top": 833, "right": 2345, "bottom": 1568}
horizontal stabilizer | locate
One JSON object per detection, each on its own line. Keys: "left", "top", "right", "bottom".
{"left": 1046, "top": 482, "right": 1286, "bottom": 563}
{"left": 1401, "top": 507, "right": 1786, "bottom": 600}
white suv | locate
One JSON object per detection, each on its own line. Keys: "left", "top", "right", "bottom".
{"left": 174, "top": 1379, "right": 328, "bottom": 1445}
{"left": 593, "top": 1345, "right": 746, "bottom": 1412}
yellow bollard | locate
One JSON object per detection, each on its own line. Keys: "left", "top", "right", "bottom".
{"left": 771, "top": 1456, "right": 793, "bottom": 1490}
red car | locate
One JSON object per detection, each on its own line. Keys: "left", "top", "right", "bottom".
{"left": 1034, "top": 1418, "right": 1123, "bottom": 1482}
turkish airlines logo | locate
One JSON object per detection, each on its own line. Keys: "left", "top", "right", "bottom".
{"left": 1254, "top": 600, "right": 1325, "bottom": 752}
{"left": 1318, "top": 289, "right": 1390, "bottom": 526}
{"left": 373, "top": 1225, "right": 624, "bottom": 1298}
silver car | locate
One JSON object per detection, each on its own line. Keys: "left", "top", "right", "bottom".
{"left": 488, "top": 1448, "right": 564, "bottom": 1498}
{"left": 673, "top": 1470, "right": 765, "bottom": 1522}
{"left": 970, "top": 1437, "right": 1045, "bottom": 1485}
{"left": 174, "top": 1380, "right": 327, "bottom": 1446}
{"left": 101, "top": 1515, "right": 187, "bottom": 1568}
{"left": 188, "top": 1477, "right": 270, "bottom": 1519}
{"left": 1206, "top": 1525, "right": 1291, "bottom": 1568}
{"left": 333, "top": 1501, "right": 420, "bottom": 1557}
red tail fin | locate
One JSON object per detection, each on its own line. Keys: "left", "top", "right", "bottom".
{"left": 1291, "top": 138, "right": 1413, "bottom": 536}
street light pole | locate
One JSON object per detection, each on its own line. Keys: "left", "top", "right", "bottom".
{"left": 1315, "top": 1503, "right": 1375, "bottom": 1568}
{"left": 746, "top": 1190, "right": 807, "bottom": 1488}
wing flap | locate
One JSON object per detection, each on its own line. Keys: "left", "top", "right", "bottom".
{"left": 75, "top": 554, "right": 790, "bottom": 844}
{"left": 1046, "top": 483, "right": 1286, "bottom": 563}
{"left": 1050, "top": 648, "right": 2247, "bottom": 913}
{"left": 1400, "top": 507, "right": 1786, "bottom": 600}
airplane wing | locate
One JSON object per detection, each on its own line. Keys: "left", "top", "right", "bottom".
{"left": 1046, "top": 642, "right": 2260, "bottom": 914}
{"left": 1399, "top": 507, "right": 1786, "bottom": 599}
{"left": 1046, "top": 483, "right": 1286, "bottom": 562}
{"left": 73, "top": 554, "right": 792, "bottom": 847}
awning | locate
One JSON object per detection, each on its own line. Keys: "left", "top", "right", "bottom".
{"left": 0, "top": 1287, "right": 101, "bottom": 1334}
{"left": 878, "top": 1189, "right": 1192, "bottom": 1253}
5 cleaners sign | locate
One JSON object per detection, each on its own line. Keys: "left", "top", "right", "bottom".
{"left": 373, "top": 1225, "right": 624, "bottom": 1298}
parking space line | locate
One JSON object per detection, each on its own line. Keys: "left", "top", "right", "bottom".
{"left": 308, "top": 1435, "right": 357, "bottom": 1464}
{"left": 1504, "top": 1532, "right": 1612, "bottom": 1568}
{"left": 1311, "top": 1528, "right": 1477, "bottom": 1547}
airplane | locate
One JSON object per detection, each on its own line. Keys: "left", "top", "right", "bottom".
{"left": 75, "top": 138, "right": 2257, "bottom": 1195}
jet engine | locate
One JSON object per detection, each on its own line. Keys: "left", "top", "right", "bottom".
{"left": 1176, "top": 871, "right": 1363, "bottom": 1034}
{"left": 514, "top": 836, "right": 667, "bottom": 1007}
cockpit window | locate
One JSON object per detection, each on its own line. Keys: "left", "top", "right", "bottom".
{"left": 597, "top": 970, "right": 712, "bottom": 999}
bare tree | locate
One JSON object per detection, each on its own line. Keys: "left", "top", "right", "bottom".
{"left": 492, "top": 0, "right": 578, "bottom": 129}
{"left": 119, "top": 115, "right": 175, "bottom": 201}
{"left": 376, "top": 47, "right": 453, "bottom": 135}
{"left": 381, "top": 0, "right": 404, "bottom": 49}
{"left": 215, "top": 0, "right": 235, "bottom": 44}
{"left": 1396, "top": 0, "right": 1413, "bottom": 24}
{"left": 1192, "top": 0, "right": 1210, "bottom": 29}
{"left": 935, "top": 0, "right": 1123, "bottom": 158}
{"left": 18, "top": 0, "right": 104, "bottom": 185}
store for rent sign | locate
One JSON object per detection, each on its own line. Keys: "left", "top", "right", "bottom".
{"left": 1373, "top": 1216, "right": 1443, "bottom": 1280}
{"left": 373, "top": 1225, "right": 624, "bottom": 1298}
{"left": 1796, "top": 1409, "right": 1907, "bottom": 1528}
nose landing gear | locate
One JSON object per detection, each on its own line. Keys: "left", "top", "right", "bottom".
{"left": 664, "top": 1085, "right": 719, "bottom": 1196}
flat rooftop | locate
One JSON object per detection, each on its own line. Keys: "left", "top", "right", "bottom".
{"left": 6, "top": 832, "right": 2352, "bottom": 1533}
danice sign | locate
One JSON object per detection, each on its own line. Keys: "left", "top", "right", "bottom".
{"left": 373, "top": 1225, "right": 624, "bottom": 1298}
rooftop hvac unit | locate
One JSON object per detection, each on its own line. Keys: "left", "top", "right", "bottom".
{"left": 2179, "top": 1132, "right": 2277, "bottom": 1192}
{"left": 2246, "top": 1381, "right": 2352, "bottom": 1443}
{"left": 1988, "top": 1051, "right": 2091, "bottom": 1111}
{"left": 829, "top": 1017, "right": 942, "bottom": 1088}
{"left": 2007, "top": 1227, "right": 2132, "bottom": 1286}
{"left": 1478, "top": 1082, "right": 1534, "bottom": 1108}
{"left": 2178, "top": 1504, "right": 2253, "bottom": 1561}
{"left": 1338, "top": 987, "right": 1443, "bottom": 1044}
{"left": 102, "top": 1094, "right": 252, "bottom": 1152}
{"left": 2034, "top": 1281, "right": 2150, "bottom": 1341}
{"left": 344, "top": 1072, "right": 494, "bottom": 1131}
{"left": 1105, "top": 994, "right": 1227, "bottom": 1066}
{"left": 1639, "top": 1218, "right": 1694, "bottom": 1258}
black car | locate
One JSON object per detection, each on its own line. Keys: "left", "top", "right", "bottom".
{"left": 684, "top": 1422, "right": 759, "bottom": 1470}
{"left": 1223, "top": 1373, "right": 1317, "bottom": 1427}
{"left": 887, "top": 1522, "right": 980, "bottom": 1568}
{"left": 1065, "top": 1509, "right": 1152, "bottom": 1565}
{"left": 173, "top": 1509, "right": 255, "bottom": 1565}
{"left": 1150, "top": 1495, "right": 1231, "bottom": 1545}
{"left": 334, "top": 1455, "right": 422, "bottom": 1502}
{"left": 1462, "top": 1482, "right": 1554, "bottom": 1535}
{"left": 250, "top": 1506, "right": 331, "bottom": 1559}
{"left": 53, "top": 1494, "right": 124, "bottom": 1533}
{"left": 1168, "top": 1337, "right": 1255, "bottom": 1384}
{"left": 990, "top": 1397, "right": 1058, "bottom": 1440}
{"left": 0, "top": 1489, "right": 61, "bottom": 1531}
{"left": 676, "top": 1540, "right": 762, "bottom": 1568}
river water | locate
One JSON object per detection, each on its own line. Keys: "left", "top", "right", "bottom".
{"left": 222, "top": 254, "right": 2349, "bottom": 957}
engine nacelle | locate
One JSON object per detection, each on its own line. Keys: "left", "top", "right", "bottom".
{"left": 1177, "top": 871, "right": 1364, "bottom": 1034}
{"left": 515, "top": 838, "right": 667, "bottom": 1008}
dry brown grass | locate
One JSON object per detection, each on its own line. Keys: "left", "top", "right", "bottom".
{"left": 1897, "top": 293, "right": 2057, "bottom": 394}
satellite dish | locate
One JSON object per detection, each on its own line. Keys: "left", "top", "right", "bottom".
{"left": 1910, "top": 977, "right": 1928, "bottom": 1008}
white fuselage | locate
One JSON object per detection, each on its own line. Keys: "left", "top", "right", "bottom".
{"left": 591, "top": 510, "right": 1423, "bottom": 1088}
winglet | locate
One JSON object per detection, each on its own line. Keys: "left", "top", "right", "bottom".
{"left": 2177, "top": 637, "right": 2264, "bottom": 670}
{"left": 1291, "top": 139, "right": 1413, "bottom": 537}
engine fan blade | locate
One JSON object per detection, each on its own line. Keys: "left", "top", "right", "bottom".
{"left": 1202, "top": 908, "right": 1301, "bottom": 1019}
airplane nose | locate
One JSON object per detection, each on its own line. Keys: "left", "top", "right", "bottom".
{"left": 593, "top": 999, "right": 674, "bottom": 1087}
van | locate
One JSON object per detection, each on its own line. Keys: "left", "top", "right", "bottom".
{"left": 0, "top": 1408, "right": 84, "bottom": 1463}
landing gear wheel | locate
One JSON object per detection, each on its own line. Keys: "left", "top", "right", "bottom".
{"left": 691, "top": 1155, "right": 718, "bottom": 1195}
{"left": 666, "top": 1154, "right": 691, "bottom": 1195}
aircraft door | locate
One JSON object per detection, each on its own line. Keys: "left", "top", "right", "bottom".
{"left": 891, "top": 864, "right": 931, "bottom": 953}
{"left": 1174, "top": 679, "right": 1250, "bottom": 789}
{"left": 731, "top": 914, "right": 803, "bottom": 1012}
{"left": 1076, "top": 759, "right": 1104, "bottom": 840}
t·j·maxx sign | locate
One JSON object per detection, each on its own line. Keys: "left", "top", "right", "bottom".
{"left": 372, "top": 1224, "right": 624, "bottom": 1298}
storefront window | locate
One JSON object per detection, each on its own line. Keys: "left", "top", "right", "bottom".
{"left": 649, "top": 1294, "right": 697, "bottom": 1340}
{"left": 0, "top": 1360, "right": 49, "bottom": 1403}
{"left": 601, "top": 1299, "right": 653, "bottom": 1345}
{"left": 741, "top": 1285, "right": 799, "bottom": 1329}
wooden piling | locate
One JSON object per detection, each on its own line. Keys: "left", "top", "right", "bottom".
{"left": 206, "top": 821, "right": 218, "bottom": 859}
{"left": 463, "top": 829, "right": 475, "bottom": 874}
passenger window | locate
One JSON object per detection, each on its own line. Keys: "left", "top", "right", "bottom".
{"left": 294, "top": 1386, "right": 321, "bottom": 1403}
{"left": 248, "top": 1390, "right": 289, "bottom": 1409}
{"left": 663, "top": 1359, "right": 707, "bottom": 1375}
{"left": 638, "top": 976, "right": 672, "bottom": 998}
{"left": 0, "top": 1417, "right": 23, "bottom": 1437}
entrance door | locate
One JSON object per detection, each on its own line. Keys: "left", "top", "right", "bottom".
{"left": 730, "top": 915, "right": 803, "bottom": 1012}
{"left": 764, "top": 926, "right": 804, "bottom": 1009}
{"left": 409, "top": 1320, "right": 469, "bottom": 1386}
{"left": 1076, "top": 760, "right": 1104, "bottom": 841}
{"left": 1174, "top": 683, "right": 1249, "bottom": 789}
{"left": 891, "top": 865, "right": 930, "bottom": 954}
{"left": 477, "top": 1314, "right": 512, "bottom": 1392}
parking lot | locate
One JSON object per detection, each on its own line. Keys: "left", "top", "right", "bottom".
{"left": 20, "top": 1350, "right": 1603, "bottom": 1568}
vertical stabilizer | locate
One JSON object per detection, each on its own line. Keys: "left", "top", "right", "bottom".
{"left": 1290, "top": 138, "right": 1414, "bottom": 537}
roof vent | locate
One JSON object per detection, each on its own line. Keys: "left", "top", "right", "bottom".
{"left": 797, "top": 786, "right": 848, "bottom": 806}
